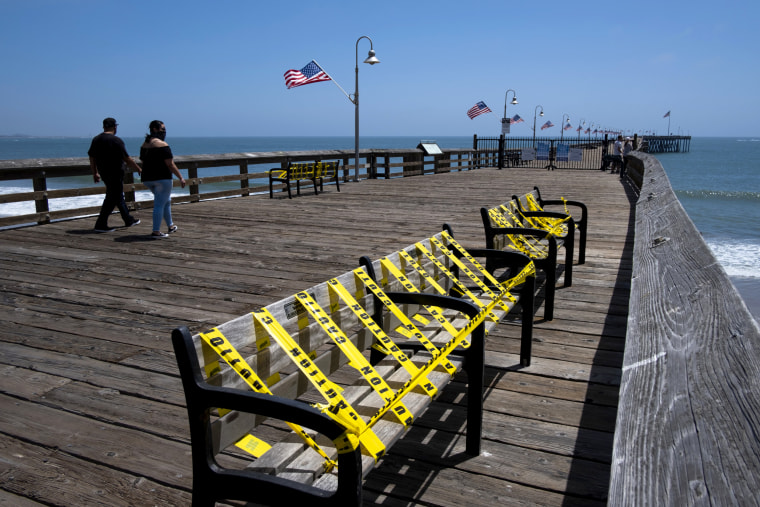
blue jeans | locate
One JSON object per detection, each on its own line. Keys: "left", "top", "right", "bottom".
{"left": 144, "top": 179, "right": 173, "bottom": 232}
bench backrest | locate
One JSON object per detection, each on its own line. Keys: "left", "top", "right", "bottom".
{"left": 315, "top": 161, "right": 339, "bottom": 178}
{"left": 288, "top": 162, "right": 316, "bottom": 179}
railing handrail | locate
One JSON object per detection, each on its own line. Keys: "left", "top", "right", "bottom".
{"left": 610, "top": 152, "right": 760, "bottom": 504}
{"left": 0, "top": 147, "right": 477, "bottom": 227}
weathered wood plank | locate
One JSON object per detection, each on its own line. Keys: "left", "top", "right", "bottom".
{"left": 609, "top": 153, "right": 760, "bottom": 506}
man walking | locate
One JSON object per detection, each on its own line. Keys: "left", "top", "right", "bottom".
{"left": 88, "top": 117, "right": 141, "bottom": 232}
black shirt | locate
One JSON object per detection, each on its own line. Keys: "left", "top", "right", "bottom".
{"left": 88, "top": 133, "right": 128, "bottom": 177}
{"left": 140, "top": 145, "right": 174, "bottom": 182}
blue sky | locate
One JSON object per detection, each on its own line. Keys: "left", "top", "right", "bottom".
{"left": 1, "top": 0, "right": 758, "bottom": 138}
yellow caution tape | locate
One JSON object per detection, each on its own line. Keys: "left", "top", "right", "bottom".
{"left": 235, "top": 434, "right": 272, "bottom": 458}
{"left": 440, "top": 231, "right": 536, "bottom": 292}
{"left": 354, "top": 267, "right": 458, "bottom": 375}
{"left": 326, "top": 278, "right": 437, "bottom": 399}
{"left": 404, "top": 246, "right": 503, "bottom": 321}
{"left": 251, "top": 308, "right": 386, "bottom": 461}
{"left": 294, "top": 291, "right": 414, "bottom": 426}
{"left": 199, "top": 327, "right": 338, "bottom": 471}
{"left": 379, "top": 258, "right": 471, "bottom": 353}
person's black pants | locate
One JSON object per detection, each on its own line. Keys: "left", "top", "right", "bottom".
{"left": 95, "top": 172, "right": 132, "bottom": 227}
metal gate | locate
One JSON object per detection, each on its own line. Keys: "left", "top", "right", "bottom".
{"left": 474, "top": 135, "right": 614, "bottom": 170}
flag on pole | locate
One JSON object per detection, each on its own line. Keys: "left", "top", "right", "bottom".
{"left": 563, "top": 122, "right": 573, "bottom": 131}
{"left": 585, "top": 128, "right": 591, "bottom": 134}
{"left": 663, "top": 110, "right": 671, "bottom": 118}
{"left": 541, "top": 120, "right": 554, "bottom": 130}
{"left": 467, "top": 101, "right": 492, "bottom": 119}
{"left": 284, "top": 60, "right": 332, "bottom": 89}
{"left": 511, "top": 114, "right": 524, "bottom": 124}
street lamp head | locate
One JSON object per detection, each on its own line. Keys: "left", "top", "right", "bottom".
{"left": 540, "top": 111, "right": 544, "bottom": 117}
{"left": 364, "top": 50, "right": 380, "bottom": 65}
{"left": 511, "top": 97, "right": 518, "bottom": 105}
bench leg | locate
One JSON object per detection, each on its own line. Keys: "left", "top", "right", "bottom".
{"left": 520, "top": 274, "right": 535, "bottom": 367}
{"left": 464, "top": 324, "right": 485, "bottom": 455}
{"left": 578, "top": 226, "right": 587, "bottom": 265}
{"left": 544, "top": 263, "right": 556, "bottom": 321}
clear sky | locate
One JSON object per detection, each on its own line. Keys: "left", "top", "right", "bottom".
{"left": 1, "top": 0, "right": 758, "bottom": 138}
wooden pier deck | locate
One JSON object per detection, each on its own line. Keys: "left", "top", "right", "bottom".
{"left": 0, "top": 166, "right": 635, "bottom": 506}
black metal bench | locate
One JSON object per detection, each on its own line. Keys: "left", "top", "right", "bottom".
{"left": 480, "top": 197, "right": 574, "bottom": 321}
{"left": 512, "top": 186, "right": 588, "bottom": 265}
{"left": 269, "top": 160, "right": 341, "bottom": 199}
{"left": 171, "top": 226, "right": 534, "bottom": 506}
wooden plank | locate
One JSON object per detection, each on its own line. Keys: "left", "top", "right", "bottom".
{"left": 609, "top": 153, "right": 760, "bottom": 505}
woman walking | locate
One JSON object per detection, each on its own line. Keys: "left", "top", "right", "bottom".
{"left": 140, "top": 120, "right": 186, "bottom": 238}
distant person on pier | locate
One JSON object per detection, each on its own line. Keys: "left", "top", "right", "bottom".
{"left": 612, "top": 135, "right": 624, "bottom": 173}
{"left": 621, "top": 137, "right": 634, "bottom": 177}
{"left": 140, "top": 120, "right": 186, "bottom": 238}
{"left": 89, "top": 117, "right": 142, "bottom": 232}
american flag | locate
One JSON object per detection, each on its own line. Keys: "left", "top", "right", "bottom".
{"left": 663, "top": 110, "right": 671, "bottom": 118}
{"left": 563, "top": 122, "right": 573, "bottom": 131}
{"left": 284, "top": 60, "right": 331, "bottom": 89}
{"left": 541, "top": 120, "right": 554, "bottom": 130}
{"left": 511, "top": 114, "right": 524, "bottom": 124}
{"left": 585, "top": 128, "right": 591, "bottom": 134}
{"left": 467, "top": 101, "right": 492, "bottom": 119}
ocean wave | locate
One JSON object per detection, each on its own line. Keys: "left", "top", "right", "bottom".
{"left": 676, "top": 189, "right": 760, "bottom": 201}
{"left": 706, "top": 239, "right": 760, "bottom": 279}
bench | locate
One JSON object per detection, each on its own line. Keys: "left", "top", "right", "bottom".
{"left": 269, "top": 160, "right": 341, "bottom": 199}
{"left": 512, "top": 186, "right": 588, "bottom": 265}
{"left": 171, "top": 226, "right": 534, "bottom": 506}
{"left": 480, "top": 198, "right": 574, "bottom": 321}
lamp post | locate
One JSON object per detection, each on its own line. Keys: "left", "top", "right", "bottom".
{"left": 578, "top": 118, "right": 585, "bottom": 141}
{"left": 502, "top": 89, "right": 518, "bottom": 133}
{"left": 561, "top": 114, "right": 570, "bottom": 141}
{"left": 352, "top": 36, "right": 380, "bottom": 182}
{"left": 533, "top": 105, "right": 544, "bottom": 145}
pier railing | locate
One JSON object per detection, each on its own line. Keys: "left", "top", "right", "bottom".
{"left": 0, "top": 147, "right": 475, "bottom": 227}
{"left": 639, "top": 135, "right": 691, "bottom": 153}
{"left": 473, "top": 135, "right": 610, "bottom": 170}
{"left": 611, "top": 152, "right": 760, "bottom": 504}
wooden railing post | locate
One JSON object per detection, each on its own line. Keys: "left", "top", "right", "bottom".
{"left": 124, "top": 171, "right": 136, "bottom": 209}
{"left": 32, "top": 172, "right": 50, "bottom": 225}
{"left": 240, "top": 162, "right": 250, "bottom": 196}
{"left": 187, "top": 163, "right": 199, "bottom": 203}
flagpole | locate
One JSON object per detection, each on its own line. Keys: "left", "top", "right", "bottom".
{"left": 312, "top": 60, "right": 353, "bottom": 103}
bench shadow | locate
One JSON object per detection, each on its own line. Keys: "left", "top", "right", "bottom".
{"left": 361, "top": 382, "right": 481, "bottom": 505}
{"left": 560, "top": 176, "right": 638, "bottom": 505}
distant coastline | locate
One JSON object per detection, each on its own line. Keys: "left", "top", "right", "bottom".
{"left": 0, "top": 134, "right": 88, "bottom": 139}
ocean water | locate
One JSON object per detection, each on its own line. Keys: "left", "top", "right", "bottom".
{"left": 1, "top": 136, "right": 758, "bottom": 320}
{"left": 655, "top": 137, "right": 760, "bottom": 322}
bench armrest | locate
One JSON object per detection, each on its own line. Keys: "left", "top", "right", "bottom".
{"left": 462, "top": 248, "right": 534, "bottom": 273}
